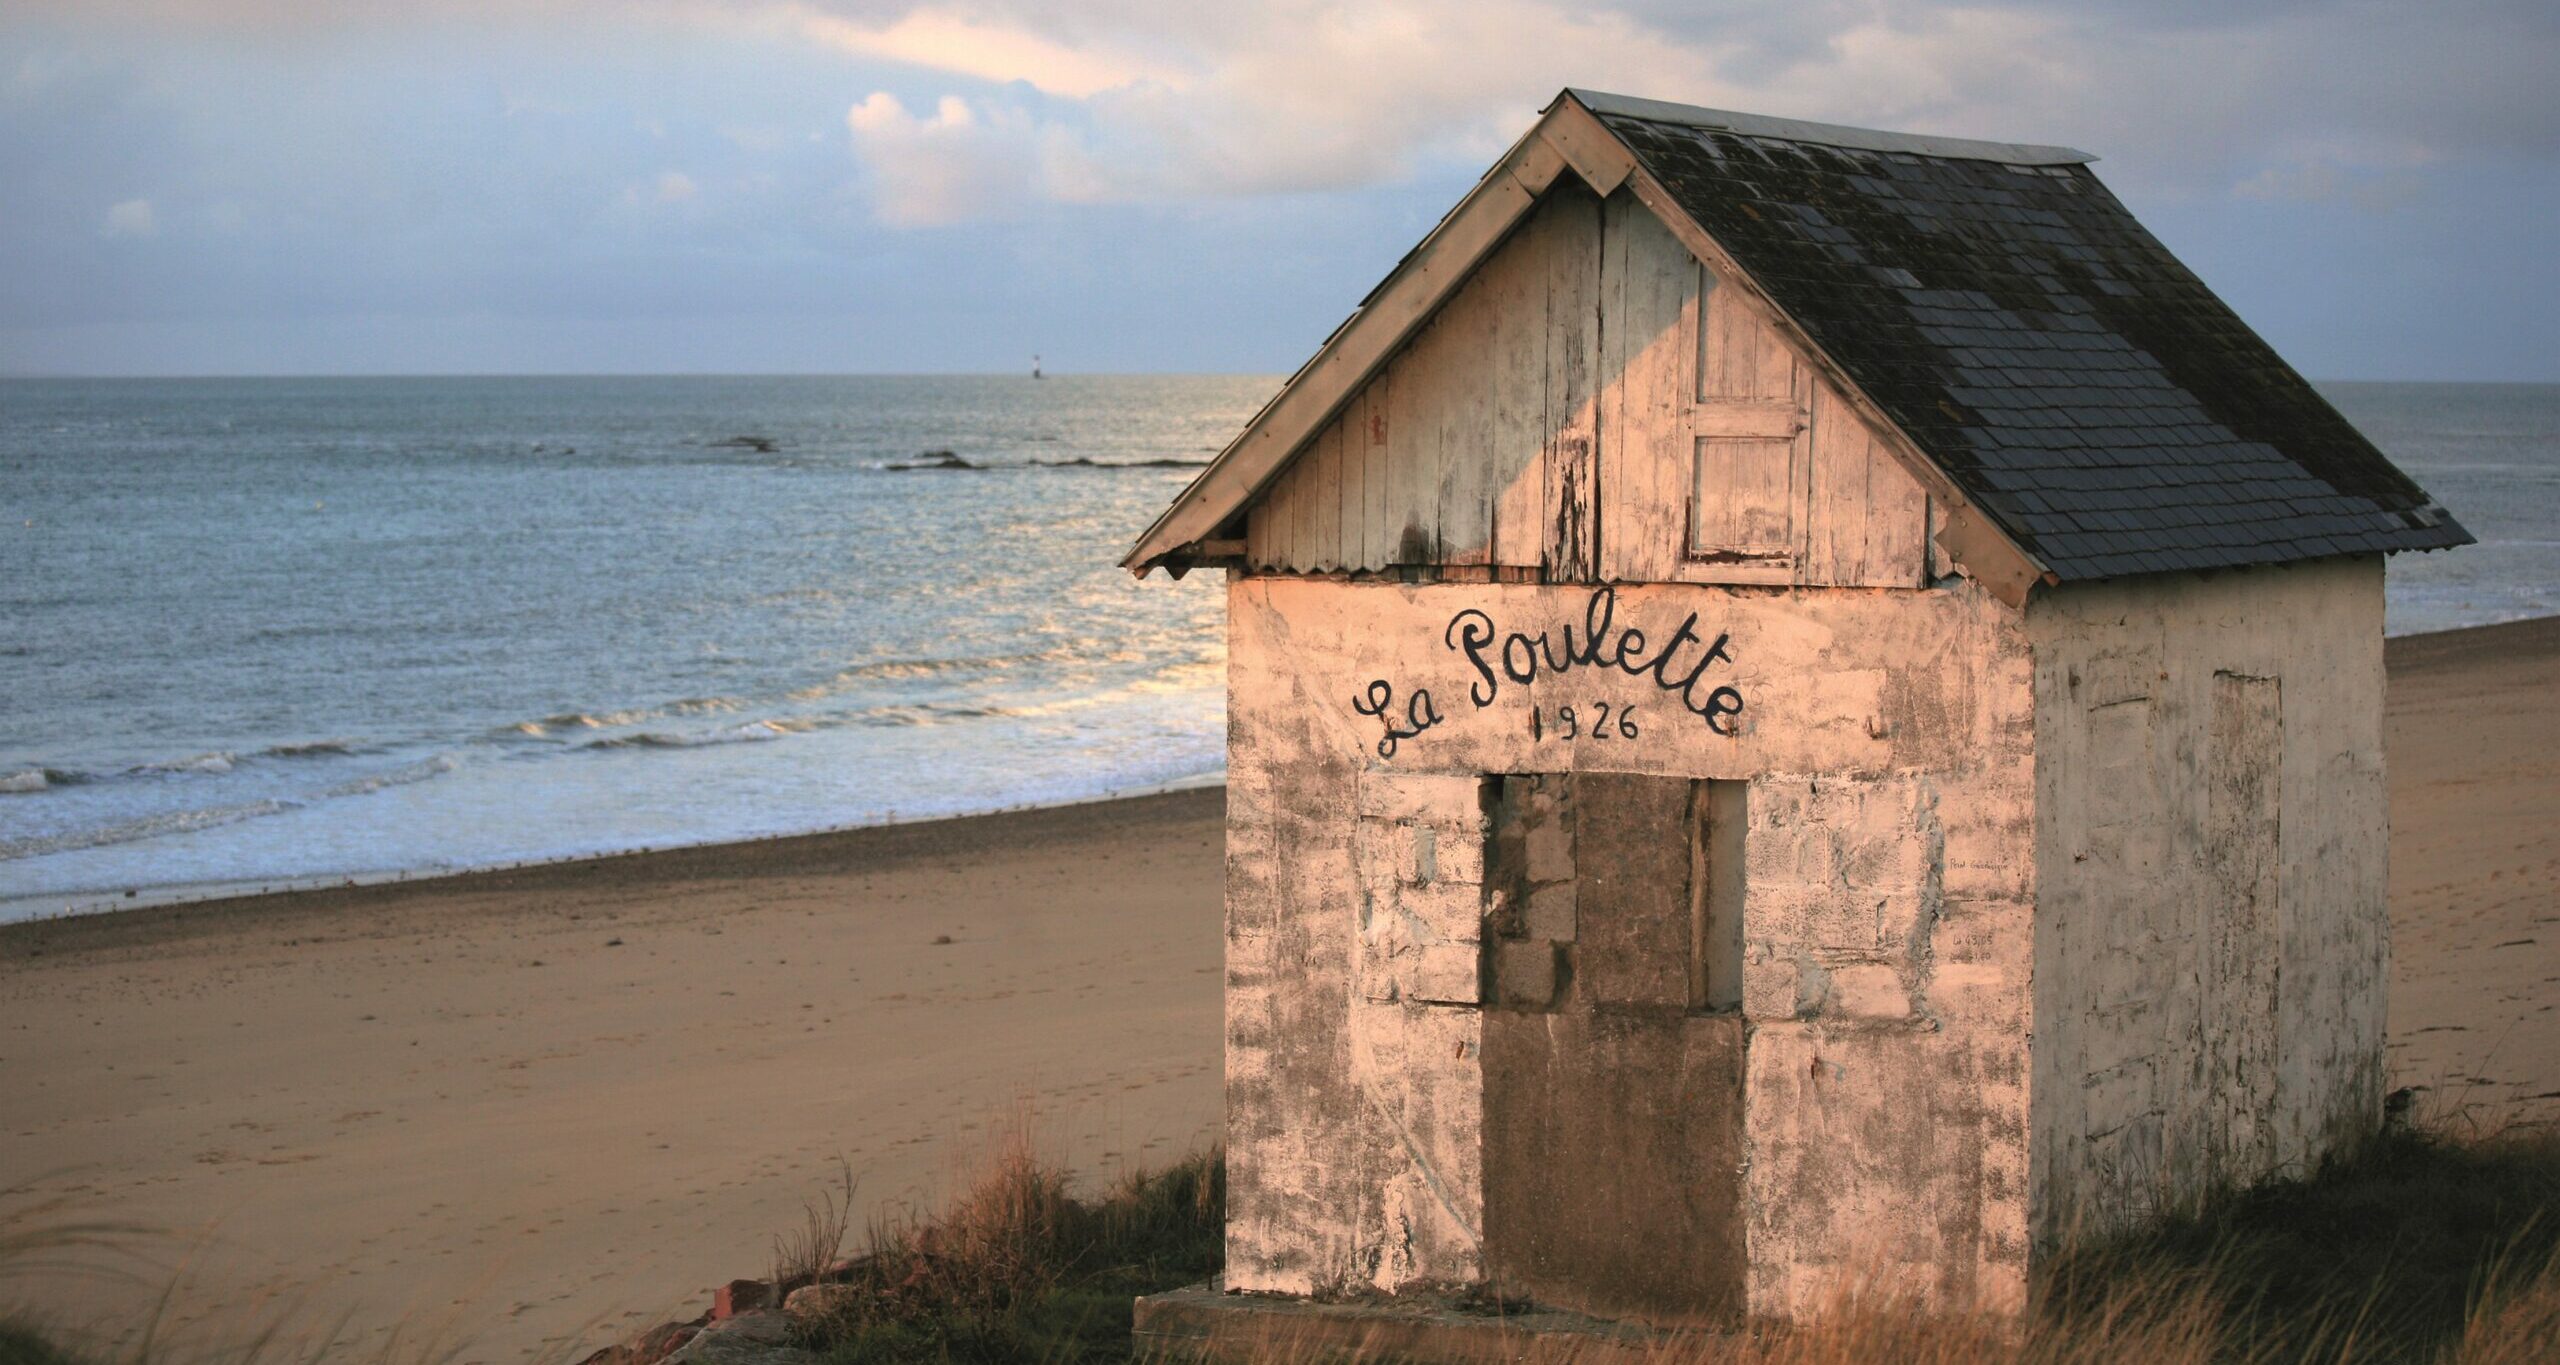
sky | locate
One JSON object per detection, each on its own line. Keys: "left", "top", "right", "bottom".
{"left": 2, "top": 1, "right": 2554, "bottom": 380}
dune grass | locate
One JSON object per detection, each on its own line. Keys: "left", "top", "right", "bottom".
{"left": 2031, "top": 1122, "right": 2560, "bottom": 1364}
{"left": 792, "top": 1125, "right": 1224, "bottom": 1365}
{"left": 7, "top": 1118, "right": 2558, "bottom": 1364}
{"left": 778, "top": 1118, "right": 2560, "bottom": 1364}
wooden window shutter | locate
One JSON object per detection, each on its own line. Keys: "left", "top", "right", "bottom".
{"left": 1690, "top": 436, "right": 1796, "bottom": 562}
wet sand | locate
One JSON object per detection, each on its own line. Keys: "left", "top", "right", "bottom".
{"left": 0, "top": 617, "right": 2552, "bottom": 1361}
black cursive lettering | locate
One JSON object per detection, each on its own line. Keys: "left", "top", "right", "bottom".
{"left": 1352, "top": 678, "right": 1445, "bottom": 759}
{"left": 1502, "top": 633, "right": 1540, "bottom": 685}
{"left": 1445, "top": 610, "right": 1498, "bottom": 707}
{"left": 1355, "top": 588, "right": 1748, "bottom": 754}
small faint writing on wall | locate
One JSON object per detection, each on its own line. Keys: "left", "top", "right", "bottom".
{"left": 1351, "top": 587, "right": 1745, "bottom": 759}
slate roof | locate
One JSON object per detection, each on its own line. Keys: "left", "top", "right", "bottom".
{"left": 1575, "top": 90, "right": 2471, "bottom": 581}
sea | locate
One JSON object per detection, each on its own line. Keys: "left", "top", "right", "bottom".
{"left": 1, "top": 377, "right": 2551, "bottom": 921}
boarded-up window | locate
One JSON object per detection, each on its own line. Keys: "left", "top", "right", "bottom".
{"left": 1690, "top": 437, "right": 1795, "bottom": 562}
{"left": 1483, "top": 772, "right": 1743, "bottom": 1012}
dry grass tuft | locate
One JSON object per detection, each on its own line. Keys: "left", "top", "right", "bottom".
{"left": 2031, "top": 1120, "right": 2560, "bottom": 1363}
{"left": 2443, "top": 1246, "right": 2560, "bottom": 1365}
{"left": 1124, "top": 1118, "right": 2560, "bottom": 1365}
{"left": 10, "top": 1115, "right": 2558, "bottom": 1364}
{"left": 796, "top": 1120, "right": 1222, "bottom": 1362}
{"left": 773, "top": 1159, "right": 859, "bottom": 1292}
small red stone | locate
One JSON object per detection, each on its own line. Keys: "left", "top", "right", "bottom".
{"left": 711, "top": 1278, "right": 770, "bottom": 1319}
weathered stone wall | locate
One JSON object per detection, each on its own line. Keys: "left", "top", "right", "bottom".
{"left": 1221, "top": 573, "right": 2038, "bottom": 1318}
{"left": 2025, "top": 556, "right": 2389, "bottom": 1247}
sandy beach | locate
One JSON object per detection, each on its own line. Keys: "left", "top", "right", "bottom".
{"left": 2381, "top": 617, "right": 2560, "bottom": 1119}
{"left": 0, "top": 790, "right": 1228, "bottom": 1362}
{"left": 2, "top": 617, "right": 2554, "bottom": 1362}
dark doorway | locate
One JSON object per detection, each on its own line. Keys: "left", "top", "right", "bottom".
{"left": 1479, "top": 771, "right": 1748, "bottom": 1325}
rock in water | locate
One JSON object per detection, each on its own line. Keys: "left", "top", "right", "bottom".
{"left": 884, "top": 449, "right": 977, "bottom": 471}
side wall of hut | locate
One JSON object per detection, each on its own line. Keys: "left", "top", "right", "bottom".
{"left": 2025, "top": 556, "right": 2389, "bottom": 1247}
{"left": 1220, "top": 573, "right": 2037, "bottom": 1318}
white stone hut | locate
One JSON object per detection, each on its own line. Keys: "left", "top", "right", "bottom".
{"left": 1124, "top": 90, "right": 2470, "bottom": 1326}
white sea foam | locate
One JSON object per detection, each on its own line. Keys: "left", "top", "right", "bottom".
{"left": 0, "top": 797, "right": 295, "bottom": 862}
{"left": 580, "top": 721, "right": 786, "bottom": 750}
{"left": 140, "top": 752, "right": 236, "bottom": 775}
{"left": 318, "top": 753, "right": 459, "bottom": 798}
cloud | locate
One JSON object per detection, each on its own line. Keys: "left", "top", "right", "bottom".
{"left": 844, "top": 91, "right": 1039, "bottom": 227}
{"left": 19, "top": 2, "right": 2556, "bottom": 215}
{"left": 5, "top": 0, "right": 2555, "bottom": 379}
{"left": 100, "top": 197, "right": 155, "bottom": 237}
{"left": 791, "top": 4, "right": 1177, "bottom": 100}
{"left": 797, "top": 0, "right": 2558, "bottom": 223}
{"left": 818, "top": 0, "right": 1734, "bottom": 219}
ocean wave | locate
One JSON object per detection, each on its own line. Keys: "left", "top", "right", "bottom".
{"left": 801, "top": 645, "right": 1075, "bottom": 691}
{"left": 263, "top": 739, "right": 357, "bottom": 758}
{"left": 851, "top": 704, "right": 991, "bottom": 727}
{"left": 0, "top": 751, "right": 465, "bottom": 862}
{"left": 501, "top": 695, "right": 748, "bottom": 739}
{"left": 872, "top": 450, "right": 1212, "bottom": 472}
{"left": 137, "top": 752, "right": 236, "bottom": 776}
{"left": 318, "top": 753, "right": 458, "bottom": 798}
{"left": 1026, "top": 455, "right": 1213, "bottom": 469}
{"left": 529, "top": 710, "right": 652, "bottom": 732}
{"left": 580, "top": 720, "right": 789, "bottom": 750}
{"left": 0, "top": 797, "right": 296, "bottom": 862}
{"left": 0, "top": 766, "right": 111, "bottom": 792}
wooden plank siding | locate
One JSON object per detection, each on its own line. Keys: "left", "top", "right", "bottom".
{"left": 1247, "top": 185, "right": 1928, "bottom": 589}
{"left": 1251, "top": 185, "right": 1600, "bottom": 575}
{"left": 1538, "top": 189, "right": 1602, "bottom": 580}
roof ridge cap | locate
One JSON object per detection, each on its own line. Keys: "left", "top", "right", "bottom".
{"left": 1562, "top": 89, "right": 2096, "bottom": 166}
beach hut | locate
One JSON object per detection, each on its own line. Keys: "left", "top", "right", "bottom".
{"left": 1124, "top": 90, "right": 2470, "bottom": 1333}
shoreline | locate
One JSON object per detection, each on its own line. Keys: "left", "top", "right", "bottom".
{"left": 0, "top": 783, "right": 1226, "bottom": 960}
{"left": 0, "top": 768, "right": 1226, "bottom": 928}
{"left": 9, "top": 615, "right": 2547, "bottom": 931}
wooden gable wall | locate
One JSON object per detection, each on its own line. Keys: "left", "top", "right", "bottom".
{"left": 1244, "top": 186, "right": 1932, "bottom": 589}
{"left": 1245, "top": 183, "right": 1601, "bottom": 576}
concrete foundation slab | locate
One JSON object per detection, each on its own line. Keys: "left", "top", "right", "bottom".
{"left": 1132, "top": 1283, "right": 1705, "bottom": 1363}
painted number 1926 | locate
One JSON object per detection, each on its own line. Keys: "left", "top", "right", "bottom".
{"left": 1530, "top": 702, "right": 1639, "bottom": 742}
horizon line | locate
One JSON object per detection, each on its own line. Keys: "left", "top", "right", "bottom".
{"left": 1, "top": 370, "right": 2547, "bottom": 386}
{"left": 0, "top": 368, "right": 1289, "bottom": 382}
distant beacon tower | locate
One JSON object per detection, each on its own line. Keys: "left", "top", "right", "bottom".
{"left": 1126, "top": 90, "right": 2467, "bottom": 1333}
